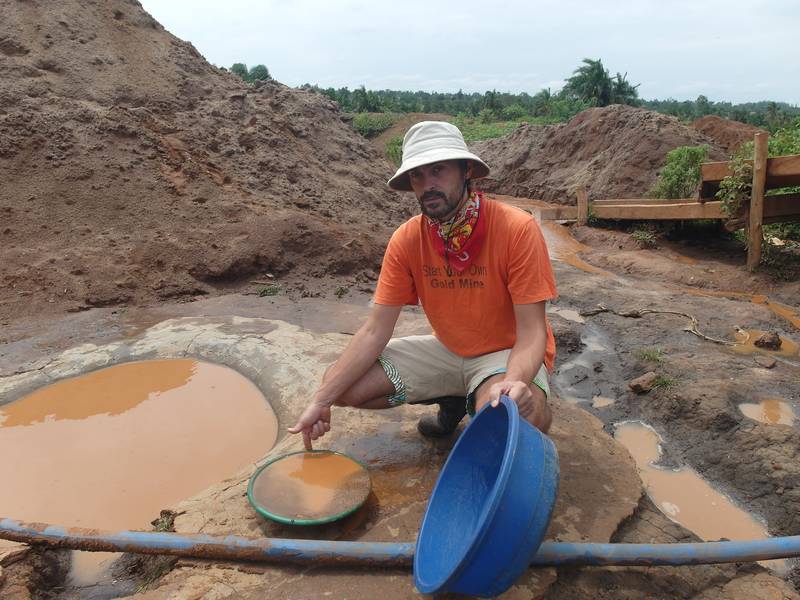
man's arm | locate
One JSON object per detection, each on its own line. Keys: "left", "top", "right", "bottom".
{"left": 504, "top": 301, "right": 547, "bottom": 385}
{"left": 288, "top": 303, "right": 402, "bottom": 448}
{"left": 485, "top": 301, "right": 551, "bottom": 429}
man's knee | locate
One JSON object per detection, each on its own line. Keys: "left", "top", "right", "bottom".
{"left": 523, "top": 386, "right": 552, "bottom": 433}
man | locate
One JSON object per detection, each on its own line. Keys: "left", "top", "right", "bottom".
{"left": 288, "top": 121, "right": 557, "bottom": 449}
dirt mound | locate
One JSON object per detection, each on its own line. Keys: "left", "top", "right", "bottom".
{"left": 0, "top": 0, "right": 414, "bottom": 321}
{"left": 471, "top": 105, "right": 727, "bottom": 203}
{"left": 692, "top": 115, "right": 766, "bottom": 154}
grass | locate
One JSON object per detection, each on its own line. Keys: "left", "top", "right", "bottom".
{"left": 334, "top": 285, "right": 349, "bottom": 298}
{"left": 652, "top": 375, "right": 679, "bottom": 390}
{"left": 386, "top": 135, "right": 403, "bottom": 166}
{"left": 258, "top": 284, "right": 281, "bottom": 297}
{"left": 635, "top": 347, "right": 665, "bottom": 363}
{"left": 631, "top": 228, "right": 659, "bottom": 249}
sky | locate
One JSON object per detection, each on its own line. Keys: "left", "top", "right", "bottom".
{"left": 139, "top": 0, "right": 799, "bottom": 104}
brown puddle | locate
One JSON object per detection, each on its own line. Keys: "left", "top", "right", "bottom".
{"left": 541, "top": 222, "right": 611, "bottom": 276}
{"left": 733, "top": 329, "right": 799, "bottom": 358}
{"left": 0, "top": 359, "right": 278, "bottom": 584}
{"left": 592, "top": 396, "right": 615, "bottom": 408}
{"left": 614, "top": 421, "right": 785, "bottom": 572}
{"left": 739, "top": 398, "right": 795, "bottom": 426}
{"left": 251, "top": 452, "right": 371, "bottom": 521}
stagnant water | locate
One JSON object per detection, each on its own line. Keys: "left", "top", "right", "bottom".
{"left": 614, "top": 421, "right": 786, "bottom": 573}
{"left": 0, "top": 359, "right": 278, "bottom": 591}
{"left": 733, "top": 328, "right": 799, "bottom": 359}
{"left": 739, "top": 398, "right": 795, "bottom": 426}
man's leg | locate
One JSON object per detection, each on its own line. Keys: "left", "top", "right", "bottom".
{"left": 416, "top": 396, "right": 467, "bottom": 437}
{"left": 472, "top": 372, "right": 552, "bottom": 433}
{"left": 324, "top": 362, "right": 396, "bottom": 410}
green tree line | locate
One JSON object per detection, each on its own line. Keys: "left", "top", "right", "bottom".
{"left": 229, "top": 58, "right": 799, "bottom": 130}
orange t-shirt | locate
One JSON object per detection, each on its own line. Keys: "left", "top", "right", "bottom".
{"left": 374, "top": 199, "right": 558, "bottom": 371}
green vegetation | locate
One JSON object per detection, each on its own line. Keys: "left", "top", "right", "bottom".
{"left": 631, "top": 227, "right": 659, "bottom": 249}
{"left": 717, "top": 117, "right": 800, "bottom": 225}
{"left": 334, "top": 285, "right": 350, "bottom": 298}
{"left": 635, "top": 348, "right": 665, "bottom": 363}
{"left": 715, "top": 146, "right": 753, "bottom": 218}
{"left": 258, "top": 284, "right": 281, "bottom": 297}
{"left": 641, "top": 97, "right": 799, "bottom": 131}
{"left": 652, "top": 375, "right": 679, "bottom": 390}
{"left": 386, "top": 135, "right": 403, "bottom": 166}
{"left": 563, "top": 58, "right": 640, "bottom": 107}
{"left": 292, "top": 57, "right": 799, "bottom": 130}
{"left": 649, "top": 145, "right": 710, "bottom": 199}
{"left": 351, "top": 112, "right": 399, "bottom": 138}
{"left": 230, "top": 62, "right": 272, "bottom": 83}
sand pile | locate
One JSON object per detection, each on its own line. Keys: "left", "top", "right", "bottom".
{"left": 691, "top": 115, "right": 765, "bottom": 154}
{"left": 0, "top": 0, "right": 414, "bottom": 321}
{"left": 471, "top": 105, "right": 727, "bottom": 203}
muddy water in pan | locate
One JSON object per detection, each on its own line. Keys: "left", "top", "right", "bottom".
{"left": 0, "top": 359, "right": 278, "bottom": 588}
{"left": 614, "top": 421, "right": 786, "bottom": 573}
{"left": 739, "top": 398, "right": 795, "bottom": 426}
{"left": 251, "top": 452, "right": 371, "bottom": 521}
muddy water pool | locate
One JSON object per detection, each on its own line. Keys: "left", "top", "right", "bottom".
{"left": 739, "top": 398, "right": 795, "bottom": 426}
{"left": 0, "top": 358, "right": 278, "bottom": 587}
{"left": 615, "top": 421, "right": 786, "bottom": 573}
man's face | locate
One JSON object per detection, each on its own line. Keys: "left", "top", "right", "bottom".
{"left": 408, "top": 160, "right": 471, "bottom": 221}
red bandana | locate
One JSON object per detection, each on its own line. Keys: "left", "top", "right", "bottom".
{"left": 427, "top": 191, "right": 486, "bottom": 273}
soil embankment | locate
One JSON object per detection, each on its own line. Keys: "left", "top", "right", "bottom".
{"left": 0, "top": 0, "right": 415, "bottom": 323}
{"left": 692, "top": 115, "right": 766, "bottom": 154}
{"left": 472, "top": 105, "right": 728, "bottom": 202}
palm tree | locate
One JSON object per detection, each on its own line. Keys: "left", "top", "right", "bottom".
{"left": 565, "top": 58, "right": 613, "bottom": 107}
{"left": 610, "top": 72, "right": 640, "bottom": 105}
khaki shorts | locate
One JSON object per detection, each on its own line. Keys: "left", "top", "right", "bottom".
{"left": 377, "top": 335, "right": 550, "bottom": 415}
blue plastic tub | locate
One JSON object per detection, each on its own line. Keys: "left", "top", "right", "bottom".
{"left": 414, "top": 395, "right": 559, "bottom": 597}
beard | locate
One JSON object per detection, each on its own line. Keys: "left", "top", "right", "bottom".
{"left": 418, "top": 188, "right": 465, "bottom": 221}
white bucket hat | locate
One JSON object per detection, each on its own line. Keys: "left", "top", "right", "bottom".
{"left": 387, "top": 121, "right": 490, "bottom": 191}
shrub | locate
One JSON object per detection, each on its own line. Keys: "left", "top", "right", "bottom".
{"left": 631, "top": 228, "right": 659, "bottom": 249}
{"left": 649, "top": 145, "right": 710, "bottom": 199}
{"left": 386, "top": 135, "right": 403, "bottom": 166}
{"left": 352, "top": 113, "right": 398, "bottom": 138}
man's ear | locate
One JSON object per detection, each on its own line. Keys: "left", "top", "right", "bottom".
{"left": 465, "top": 160, "right": 474, "bottom": 179}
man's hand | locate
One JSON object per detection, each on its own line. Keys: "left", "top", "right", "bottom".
{"left": 287, "top": 401, "right": 332, "bottom": 450}
{"left": 487, "top": 379, "right": 549, "bottom": 430}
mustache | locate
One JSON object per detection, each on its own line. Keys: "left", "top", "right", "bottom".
{"left": 421, "top": 191, "right": 445, "bottom": 201}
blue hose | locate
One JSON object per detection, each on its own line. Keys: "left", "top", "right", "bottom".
{"left": 2, "top": 518, "right": 800, "bottom": 567}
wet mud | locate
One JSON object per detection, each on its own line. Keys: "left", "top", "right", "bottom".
{"left": 2, "top": 215, "right": 800, "bottom": 598}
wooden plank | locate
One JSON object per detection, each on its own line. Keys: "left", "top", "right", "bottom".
{"left": 748, "top": 133, "right": 769, "bottom": 271}
{"left": 763, "top": 192, "right": 800, "bottom": 217}
{"left": 592, "top": 201, "right": 727, "bottom": 220}
{"left": 701, "top": 154, "right": 800, "bottom": 188}
{"left": 592, "top": 197, "right": 696, "bottom": 205}
{"left": 532, "top": 205, "right": 578, "bottom": 221}
{"left": 719, "top": 193, "right": 800, "bottom": 230}
{"left": 576, "top": 188, "right": 588, "bottom": 226}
